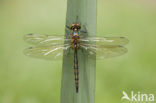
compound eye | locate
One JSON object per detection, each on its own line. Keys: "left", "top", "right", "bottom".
{"left": 76, "top": 24, "right": 81, "bottom": 29}
{"left": 70, "top": 26, "right": 74, "bottom": 30}
{"left": 70, "top": 25, "right": 72, "bottom": 29}
{"left": 70, "top": 24, "right": 76, "bottom": 30}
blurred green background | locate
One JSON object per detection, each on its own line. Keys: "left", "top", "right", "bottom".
{"left": 0, "top": 0, "right": 156, "bottom": 103}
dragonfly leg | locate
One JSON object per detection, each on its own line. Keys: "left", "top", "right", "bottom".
{"left": 66, "top": 25, "right": 70, "bottom": 30}
{"left": 80, "top": 25, "right": 87, "bottom": 33}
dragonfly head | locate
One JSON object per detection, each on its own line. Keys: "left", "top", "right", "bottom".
{"left": 70, "top": 23, "right": 81, "bottom": 31}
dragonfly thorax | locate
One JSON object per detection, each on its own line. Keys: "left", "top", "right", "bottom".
{"left": 71, "top": 31, "right": 80, "bottom": 49}
{"left": 73, "top": 31, "right": 79, "bottom": 36}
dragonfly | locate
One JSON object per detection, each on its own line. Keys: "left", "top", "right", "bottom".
{"left": 24, "top": 23, "right": 129, "bottom": 93}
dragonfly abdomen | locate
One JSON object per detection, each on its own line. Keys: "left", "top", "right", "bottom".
{"left": 74, "top": 47, "right": 79, "bottom": 93}
{"left": 74, "top": 68, "right": 79, "bottom": 93}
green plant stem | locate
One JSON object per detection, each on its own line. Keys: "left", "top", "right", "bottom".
{"left": 61, "top": 0, "right": 96, "bottom": 103}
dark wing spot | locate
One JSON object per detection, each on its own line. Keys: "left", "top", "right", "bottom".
{"left": 120, "top": 37, "right": 125, "bottom": 38}
{"left": 28, "top": 33, "right": 33, "bottom": 35}
{"left": 28, "top": 47, "right": 33, "bottom": 49}
{"left": 118, "top": 45, "right": 123, "bottom": 47}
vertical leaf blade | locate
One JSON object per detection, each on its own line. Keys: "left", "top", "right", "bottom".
{"left": 61, "top": 0, "right": 96, "bottom": 103}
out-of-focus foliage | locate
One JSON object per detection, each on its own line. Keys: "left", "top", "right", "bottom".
{"left": 0, "top": 0, "right": 156, "bottom": 103}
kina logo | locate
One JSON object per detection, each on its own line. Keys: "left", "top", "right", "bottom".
{"left": 121, "top": 91, "right": 155, "bottom": 102}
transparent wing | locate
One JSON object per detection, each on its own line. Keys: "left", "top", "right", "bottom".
{"left": 81, "top": 44, "right": 127, "bottom": 59}
{"left": 24, "top": 34, "right": 71, "bottom": 45}
{"left": 80, "top": 36, "right": 129, "bottom": 46}
{"left": 24, "top": 44, "right": 71, "bottom": 60}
